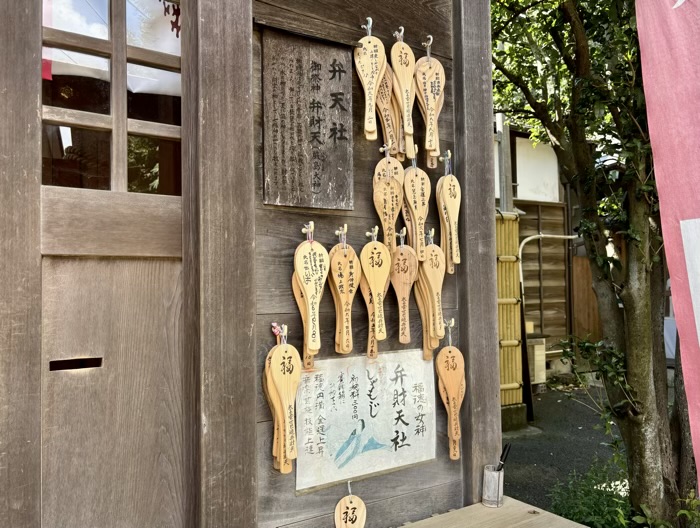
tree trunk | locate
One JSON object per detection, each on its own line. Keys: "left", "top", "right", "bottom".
{"left": 672, "top": 333, "right": 697, "bottom": 510}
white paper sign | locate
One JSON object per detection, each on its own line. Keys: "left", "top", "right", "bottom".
{"left": 680, "top": 219, "right": 700, "bottom": 347}
{"left": 295, "top": 349, "right": 436, "bottom": 491}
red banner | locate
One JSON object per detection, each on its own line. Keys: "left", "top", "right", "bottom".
{"left": 636, "top": 0, "right": 700, "bottom": 472}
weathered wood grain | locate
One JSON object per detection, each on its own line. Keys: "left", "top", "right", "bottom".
{"left": 254, "top": 0, "right": 453, "bottom": 59}
{"left": 262, "top": 29, "right": 354, "bottom": 209}
{"left": 42, "top": 26, "right": 112, "bottom": 56}
{"left": 452, "top": 0, "right": 502, "bottom": 506}
{"left": 182, "top": 0, "right": 258, "bottom": 526}
{"left": 0, "top": 3, "right": 42, "bottom": 526}
{"left": 276, "top": 480, "right": 463, "bottom": 528}
{"left": 42, "top": 257, "right": 187, "bottom": 527}
{"left": 42, "top": 105, "right": 113, "bottom": 131}
{"left": 41, "top": 186, "right": 182, "bottom": 257}
{"left": 180, "top": 1, "right": 201, "bottom": 526}
{"left": 127, "top": 45, "right": 181, "bottom": 72}
{"left": 111, "top": 0, "right": 128, "bottom": 191}
{"left": 404, "top": 496, "right": 586, "bottom": 527}
{"left": 127, "top": 118, "right": 182, "bottom": 140}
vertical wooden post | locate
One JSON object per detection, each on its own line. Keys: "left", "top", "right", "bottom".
{"left": 496, "top": 113, "right": 513, "bottom": 212}
{"left": 0, "top": 1, "right": 42, "bottom": 526}
{"left": 452, "top": 0, "right": 502, "bottom": 505}
{"left": 182, "top": 0, "right": 258, "bottom": 526}
{"left": 110, "top": 0, "right": 128, "bottom": 191}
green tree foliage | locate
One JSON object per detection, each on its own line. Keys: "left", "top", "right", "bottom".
{"left": 492, "top": 0, "right": 695, "bottom": 523}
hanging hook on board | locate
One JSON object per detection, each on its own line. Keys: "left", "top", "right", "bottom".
{"left": 425, "top": 228, "right": 435, "bottom": 246}
{"left": 444, "top": 318, "right": 455, "bottom": 346}
{"left": 361, "top": 17, "right": 373, "bottom": 37}
{"left": 422, "top": 35, "right": 433, "bottom": 63}
{"left": 379, "top": 141, "right": 392, "bottom": 162}
{"left": 365, "top": 226, "right": 379, "bottom": 242}
{"left": 302, "top": 221, "right": 315, "bottom": 242}
{"left": 335, "top": 224, "right": 348, "bottom": 256}
{"left": 439, "top": 149, "right": 452, "bottom": 176}
{"left": 396, "top": 227, "right": 407, "bottom": 249}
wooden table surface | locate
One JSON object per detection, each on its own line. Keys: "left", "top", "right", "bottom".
{"left": 404, "top": 497, "right": 586, "bottom": 527}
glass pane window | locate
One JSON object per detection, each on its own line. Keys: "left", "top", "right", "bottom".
{"left": 43, "top": 0, "right": 109, "bottom": 40}
{"left": 127, "top": 0, "right": 181, "bottom": 57}
{"left": 127, "top": 64, "right": 181, "bottom": 125}
{"left": 128, "top": 135, "right": 181, "bottom": 195}
{"left": 43, "top": 47, "right": 110, "bottom": 114}
{"left": 43, "top": 124, "right": 111, "bottom": 189}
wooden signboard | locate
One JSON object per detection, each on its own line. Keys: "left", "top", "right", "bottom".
{"left": 263, "top": 29, "right": 354, "bottom": 210}
{"left": 295, "top": 349, "right": 436, "bottom": 491}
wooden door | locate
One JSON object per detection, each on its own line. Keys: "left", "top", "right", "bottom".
{"left": 37, "top": 1, "right": 194, "bottom": 526}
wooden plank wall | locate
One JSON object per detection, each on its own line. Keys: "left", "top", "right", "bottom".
{"left": 572, "top": 256, "right": 602, "bottom": 342}
{"left": 517, "top": 201, "right": 568, "bottom": 348}
{"left": 251, "top": 2, "right": 467, "bottom": 526}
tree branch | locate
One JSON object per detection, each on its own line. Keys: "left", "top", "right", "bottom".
{"left": 493, "top": 108, "right": 537, "bottom": 117}
{"left": 561, "top": 0, "right": 592, "bottom": 77}
{"left": 492, "top": 0, "right": 549, "bottom": 40}
{"left": 548, "top": 26, "right": 575, "bottom": 73}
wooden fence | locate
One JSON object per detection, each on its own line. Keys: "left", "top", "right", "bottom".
{"left": 496, "top": 212, "right": 522, "bottom": 405}
{"left": 517, "top": 201, "right": 569, "bottom": 348}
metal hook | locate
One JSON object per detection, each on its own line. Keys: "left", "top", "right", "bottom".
{"left": 380, "top": 141, "right": 392, "bottom": 163}
{"left": 281, "top": 324, "right": 288, "bottom": 345}
{"left": 335, "top": 224, "right": 348, "bottom": 256}
{"left": 396, "top": 227, "right": 407, "bottom": 249}
{"left": 444, "top": 318, "right": 455, "bottom": 346}
{"left": 302, "top": 221, "right": 315, "bottom": 242}
{"left": 393, "top": 26, "right": 404, "bottom": 42}
{"left": 422, "top": 35, "right": 433, "bottom": 64}
{"left": 425, "top": 228, "right": 435, "bottom": 246}
{"left": 347, "top": 481, "right": 354, "bottom": 503}
{"left": 439, "top": 149, "right": 452, "bottom": 176}
{"left": 365, "top": 226, "right": 379, "bottom": 242}
{"left": 361, "top": 17, "right": 372, "bottom": 37}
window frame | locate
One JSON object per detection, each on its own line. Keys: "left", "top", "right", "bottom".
{"left": 41, "top": 0, "right": 182, "bottom": 192}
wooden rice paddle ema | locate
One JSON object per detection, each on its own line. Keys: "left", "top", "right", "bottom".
{"left": 373, "top": 145, "right": 404, "bottom": 252}
{"left": 436, "top": 151, "right": 461, "bottom": 274}
{"left": 359, "top": 269, "right": 390, "bottom": 359}
{"left": 376, "top": 63, "right": 399, "bottom": 155}
{"left": 328, "top": 225, "right": 361, "bottom": 354}
{"left": 354, "top": 18, "right": 386, "bottom": 141}
{"left": 291, "top": 273, "right": 314, "bottom": 369}
{"left": 263, "top": 324, "right": 302, "bottom": 473}
{"left": 335, "top": 493, "right": 367, "bottom": 528}
{"left": 293, "top": 222, "right": 330, "bottom": 359}
{"left": 391, "top": 26, "right": 416, "bottom": 159}
{"left": 403, "top": 153, "right": 431, "bottom": 261}
{"left": 360, "top": 226, "right": 392, "bottom": 348}
{"left": 414, "top": 36, "right": 446, "bottom": 167}
{"left": 436, "top": 320, "right": 466, "bottom": 460}
{"left": 415, "top": 229, "right": 446, "bottom": 360}
{"left": 390, "top": 228, "right": 418, "bottom": 344}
